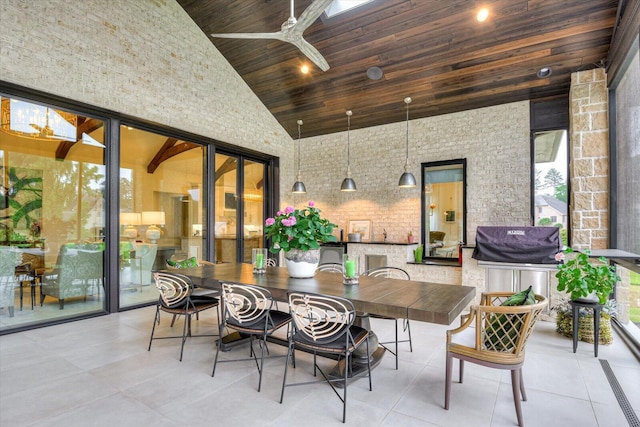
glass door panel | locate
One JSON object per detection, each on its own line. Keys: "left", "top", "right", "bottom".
{"left": 119, "top": 126, "right": 205, "bottom": 308}
{"left": 214, "top": 153, "right": 238, "bottom": 263}
{"left": 242, "top": 159, "right": 264, "bottom": 262}
{"left": 1, "top": 96, "right": 106, "bottom": 331}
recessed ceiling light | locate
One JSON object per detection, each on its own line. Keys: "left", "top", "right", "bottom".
{"left": 477, "top": 8, "right": 489, "bottom": 22}
{"left": 537, "top": 67, "right": 552, "bottom": 78}
{"left": 300, "top": 65, "right": 310, "bottom": 74}
{"left": 367, "top": 66, "right": 383, "bottom": 80}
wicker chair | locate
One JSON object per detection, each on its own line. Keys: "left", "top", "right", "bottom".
{"left": 362, "top": 266, "right": 412, "bottom": 369}
{"left": 148, "top": 271, "right": 219, "bottom": 361}
{"left": 212, "top": 283, "right": 291, "bottom": 392}
{"left": 281, "top": 291, "right": 372, "bottom": 423}
{"left": 445, "top": 292, "right": 548, "bottom": 427}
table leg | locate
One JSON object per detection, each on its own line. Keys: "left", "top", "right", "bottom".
{"left": 593, "top": 306, "right": 601, "bottom": 357}
{"left": 572, "top": 304, "right": 579, "bottom": 353}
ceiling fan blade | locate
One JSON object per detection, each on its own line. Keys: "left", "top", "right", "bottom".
{"left": 210, "top": 31, "right": 286, "bottom": 41}
{"left": 209, "top": 0, "right": 331, "bottom": 72}
{"left": 293, "top": 37, "right": 330, "bottom": 71}
{"left": 296, "top": 0, "right": 333, "bottom": 31}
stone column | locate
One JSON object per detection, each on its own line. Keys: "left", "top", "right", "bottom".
{"left": 568, "top": 68, "right": 609, "bottom": 250}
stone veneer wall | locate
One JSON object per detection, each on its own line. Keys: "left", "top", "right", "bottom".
{"left": 297, "top": 101, "right": 531, "bottom": 289}
{"left": 568, "top": 68, "right": 610, "bottom": 250}
{"left": 0, "top": 0, "right": 295, "bottom": 203}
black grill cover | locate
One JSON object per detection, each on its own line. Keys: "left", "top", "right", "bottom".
{"left": 472, "top": 226, "right": 561, "bottom": 264}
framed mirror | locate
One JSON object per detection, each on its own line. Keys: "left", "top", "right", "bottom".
{"left": 420, "top": 159, "right": 466, "bottom": 262}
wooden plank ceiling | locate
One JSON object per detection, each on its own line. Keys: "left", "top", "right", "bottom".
{"left": 177, "top": 0, "right": 620, "bottom": 138}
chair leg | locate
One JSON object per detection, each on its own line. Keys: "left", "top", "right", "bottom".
{"left": 148, "top": 306, "right": 160, "bottom": 351}
{"left": 394, "top": 318, "right": 399, "bottom": 370}
{"left": 366, "top": 334, "right": 372, "bottom": 391}
{"left": 445, "top": 352, "right": 452, "bottom": 410}
{"left": 257, "top": 332, "right": 268, "bottom": 392}
{"left": 405, "top": 319, "right": 413, "bottom": 352}
{"left": 280, "top": 340, "right": 294, "bottom": 404}
{"left": 511, "top": 369, "right": 524, "bottom": 427}
{"left": 459, "top": 359, "right": 464, "bottom": 383}
{"left": 519, "top": 367, "right": 527, "bottom": 401}
{"left": 178, "top": 312, "right": 189, "bottom": 362}
{"left": 212, "top": 322, "right": 225, "bottom": 377}
{"left": 342, "top": 352, "right": 349, "bottom": 423}
{"left": 170, "top": 314, "right": 177, "bottom": 327}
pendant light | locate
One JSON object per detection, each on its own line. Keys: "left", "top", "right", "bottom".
{"left": 291, "top": 119, "right": 307, "bottom": 194}
{"left": 398, "top": 97, "right": 417, "bottom": 188}
{"left": 341, "top": 110, "right": 357, "bottom": 191}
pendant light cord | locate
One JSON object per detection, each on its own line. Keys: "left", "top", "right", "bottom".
{"left": 347, "top": 113, "right": 351, "bottom": 168}
{"left": 297, "top": 119, "right": 302, "bottom": 173}
{"left": 346, "top": 110, "right": 352, "bottom": 173}
{"left": 404, "top": 97, "right": 411, "bottom": 169}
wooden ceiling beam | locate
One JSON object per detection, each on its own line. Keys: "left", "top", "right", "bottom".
{"left": 147, "top": 138, "right": 199, "bottom": 174}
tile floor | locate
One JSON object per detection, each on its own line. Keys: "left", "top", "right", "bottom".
{"left": 1, "top": 306, "right": 638, "bottom": 426}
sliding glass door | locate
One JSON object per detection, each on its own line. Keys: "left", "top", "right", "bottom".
{"left": 119, "top": 125, "right": 205, "bottom": 308}
{"left": 1, "top": 96, "right": 106, "bottom": 331}
{"left": 214, "top": 153, "right": 266, "bottom": 263}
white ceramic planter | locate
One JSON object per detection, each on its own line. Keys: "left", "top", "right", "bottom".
{"left": 284, "top": 248, "right": 320, "bottom": 278}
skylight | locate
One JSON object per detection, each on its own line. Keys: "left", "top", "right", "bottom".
{"left": 324, "top": 0, "right": 375, "bottom": 18}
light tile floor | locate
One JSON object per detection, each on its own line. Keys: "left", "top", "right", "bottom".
{"left": 1, "top": 307, "right": 638, "bottom": 426}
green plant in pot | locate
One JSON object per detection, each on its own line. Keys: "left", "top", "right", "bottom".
{"left": 556, "top": 248, "right": 620, "bottom": 304}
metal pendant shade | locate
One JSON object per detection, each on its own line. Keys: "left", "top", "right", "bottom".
{"left": 399, "top": 171, "right": 417, "bottom": 187}
{"left": 292, "top": 180, "right": 307, "bottom": 193}
{"left": 292, "top": 119, "right": 307, "bottom": 194}
{"left": 341, "top": 110, "right": 357, "bottom": 191}
{"left": 398, "top": 97, "right": 416, "bottom": 188}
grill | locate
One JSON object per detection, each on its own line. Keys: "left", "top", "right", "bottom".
{"left": 472, "top": 226, "right": 562, "bottom": 303}
{"left": 472, "top": 226, "right": 562, "bottom": 265}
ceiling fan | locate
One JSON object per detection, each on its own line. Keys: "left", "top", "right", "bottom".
{"left": 29, "top": 108, "right": 57, "bottom": 139}
{"left": 210, "top": 0, "right": 332, "bottom": 72}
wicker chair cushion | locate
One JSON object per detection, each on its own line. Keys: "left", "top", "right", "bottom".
{"left": 485, "top": 286, "right": 536, "bottom": 350}
{"left": 501, "top": 286, "right": 536, "bottom": 306}
{"left": 167, "top": 256, "right": 199, "bottom": 269}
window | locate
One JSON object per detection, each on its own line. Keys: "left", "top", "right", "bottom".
{"left": 533, "top": 129, "right": 568, "bottom": 243}
{"left": 420, "top": 159, "right": 466, "bottom": 262}
{"left": 611, "top": 40, "right": 640, "bottom": 335}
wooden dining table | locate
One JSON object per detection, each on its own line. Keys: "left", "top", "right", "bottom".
{"left": 182, "top": 262, "right": 476, "bottom": 380}
{"left": 183, "top": 262, "right": 476, "bottom": 325}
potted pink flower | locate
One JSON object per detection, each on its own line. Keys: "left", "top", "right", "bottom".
{"left": 264, "top": 201, "right": 337, "bottom": 277}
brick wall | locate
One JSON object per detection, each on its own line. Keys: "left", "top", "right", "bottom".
{"left": 295, "top": 102, "right": 531, "bottom": 285}
{"left": 296, "top": 102, "right": 531, "bottom": 242}
{"left": 0, "top": 0, "right": 295, "bottom": 201}
{"left": 568, "top": 68, "right": 610, "bottom": 250}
